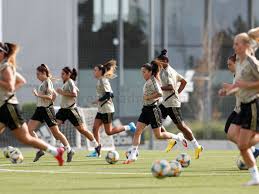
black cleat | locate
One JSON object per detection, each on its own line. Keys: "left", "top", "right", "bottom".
{"left": 95, "top": 144, "right": 102, "bottom": 157}
{"left": 33, "top": 150, "right": 45, "bottom": 162}
{"left": 67, "top": 149, "right": 75, "bottom": 162}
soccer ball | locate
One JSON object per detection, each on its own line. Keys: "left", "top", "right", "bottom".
{"left": 236, "top": 155, "right": 248, "bottom": 170}
{"left": 167, "top": 160, "right": 182, "bottom": 177}
{"left": 176, "top": 153, "right": 191, "bottom": 168}
{"left": 151, "top": 160, "right": 171, "bottom": 178}
{"left": 105, "top": 150, "right": 119, "bottom": 164}
{"left": 3, "top": 146, "right": 15, "bottom": 158}
{"left": 125, "top": 148, "right": 139, "bottom": 159}
{"left": 9, "top": 148, "right": 24, "bottom": 164}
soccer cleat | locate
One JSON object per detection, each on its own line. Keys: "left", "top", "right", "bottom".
{"left": 243, "top": 179, "right": 259, "bottom": 186}
{"left": 165, "top": 139, "right": 177, "bottom": 153}
{"left": 95, "top": 144, "right": 102, "bottom": 157}
{"left": 33, "top": 150, "right": 45, "bottom": 162}
{"left": 195, "top": 145, "right": 203, "bottom": 159}
{"left": 128, "top": 122, "right": 136, "bottom": 133}
{"left": 66, "top": 149, "right": 75, "bottom": 162}
{"left": 177, "top": 133, "right": 188, "bottom": 148}
{"left": 123, "top": 149, "right": 137, "bottom": 164}
{"left": 55, "top": 147, "right": 65, "bottom": 166}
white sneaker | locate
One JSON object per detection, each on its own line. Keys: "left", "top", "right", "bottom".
{"left": 177, "top": 133, "right": 188, "bottom": 148}
{"left": 123, "top": 150, "right": 137, "bottom": 164}
{"left": 244, "top": 179, "right": 259, "bottom": 186}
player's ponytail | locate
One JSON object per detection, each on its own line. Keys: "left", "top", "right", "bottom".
{"left": 96, "top": 59, "right": 117, "bottom": 79}
{"left": 0, "top": 42, "right": 19, "bottom": 68}
{"left": 151, "top": 60, "right": 162, "bottom": 81}
{"left": 103, "top": 59, "right": 117, "bottom": 79}
{"left": 157, "top": 49, "right": 169, "bottom": 63}
{"left": 63, "top": 66, "right": 77, "bottom": 81}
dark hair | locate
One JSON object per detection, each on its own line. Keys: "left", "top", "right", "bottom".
{"left": 95, "top": 59, "right": 117, "bottom": 79}
{"left": 62, "top": 66, "right": 77, "bottom": 81}
{"left": 142, "top": 61, "right": 162, "bottom": 80}
{"left": 157, "top": 49, "right": 169, "bottom": 63}
{"left": 96, "top": 64, "right": 106, "bottom": 76}
{"left": 0, "top": 42, "right": 19, "bottom": 67}
{"left": 37, "top": 64, "right": 50, "bottom": 77}
{"left": 228, "top": 54, "right": 236, "bottom": 63}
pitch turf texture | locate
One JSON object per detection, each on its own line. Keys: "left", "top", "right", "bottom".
{"left": 0, "top": 150, "right": 258, "bottom": 194}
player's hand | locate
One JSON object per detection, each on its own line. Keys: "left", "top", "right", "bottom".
{"left": 143, "top": 95, "right": 149, "bottom": 100}
{"left": 223, "top": 83, "right": 235, "bottom": 90}
{"left": 56, "top": 88, "right": 63, "bottom": 94}
{"left": 33, "top": 89, "right": 38, "bottom": 96}
{"left": 218, "top": 88, "right": 227, "bottom": 96}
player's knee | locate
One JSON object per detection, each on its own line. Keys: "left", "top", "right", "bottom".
{"left": 154, "top": 132, "right": 162, "bottom": 139}
{"left": 21, "top": 135, "right": 34, "bottom": 145}
{"left": 105, "top": 130, "right": 113, "bottom": 136}
{"left": 238, "top": 142, "right": 249, "bottom": 151}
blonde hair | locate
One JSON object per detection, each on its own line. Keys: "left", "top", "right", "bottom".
{"left": 248, "top": 27, "right": 259, "bottom": 42}
{"left": 235, "top": 33, "right": 255, "bottom": 56}
{"left": 96, "top": 59, "right": 117, "bottom": 79}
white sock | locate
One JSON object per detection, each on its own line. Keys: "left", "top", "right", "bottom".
{"left": 249, "top": 166, "right": 259, "bottom": 181}
{"left": 46, "top": 145, "right": 58, "bottom": 156}
{"left": 124, "top": 125, "right": 131, "bottom": 131}
{"left": 129, "top": 146, "right": 138, "bottom": 160}
{"left": 91, "top": 139, "right": 99, "bottom": 148}
{"left": 191, "top": 139, "right": 199, "bottom": 149}
{"left": 169, "top": 133, "right": 180, "bottom": 141}
{"left": 64, "top": 145, "right": 72, "bottom": 153}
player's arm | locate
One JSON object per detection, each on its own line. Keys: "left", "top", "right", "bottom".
{"left": 33, "top": 82, "right": 53, "bottom": 100}
{"left": 0, "top": 66, "right": 15, "bottom": 92}
{"left": 161, "top": 84, "right": 174, "bottom": 91}
{"left": 56, "top": 88, "right": 77, "bottom": 97}
{"left": 33, "top": 89, "right": 53, "bottom": 100}
{"left": 178, "top": 78, "right": 187, "bottom": 94}
{"left": 234, "top": 80, "right": 259, "bottom": 89}
{"left": 15, "top": 72, "right": 26, "bottom": 90}
{"left": 143, "top": 92, "right": 162, "bottom": 101}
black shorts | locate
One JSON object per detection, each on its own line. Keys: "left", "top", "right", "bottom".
{"left": 239, "top": 99, "right": 259, "bottom": 131}
{"left": 31, "top": 106, "right": 57, "bottom": 127}
{"left": 95, "top": 112, "right": 114, "bottom": 124}
{"left": 56, "top": 107, "right": 83, "bottom": 127}
{"left": 159, "top": 104, "right": 183, "bottom": 124}
{"left": 138, "top": 105, "right": 162, "bottom": 129}
{"left": 224, "top": 111, "right": 241, "bottom": 133}
{"left": 0, "top": 103, "right": 25, "bottom": 130}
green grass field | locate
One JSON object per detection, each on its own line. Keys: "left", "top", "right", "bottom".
{"left": 0, "top": 149, "right": 258, "bottom": 194}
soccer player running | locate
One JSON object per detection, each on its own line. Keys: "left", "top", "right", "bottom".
{"left": 156, "top": 49, "right": 203, "bottom": 159}
{"left": 124, "top": 61, "right": 187, "bottom": 164}
{"left": 28, "top": 64, "right": 73, "bottom": 162}
{"left": 55, "top": 67, "right": 101, "bottom": 158}
{"left": 219, "top": 54, "right": 259, "bottom": 161}
{"left": 87, "top": 60, "right": 136, "bottom": 157}
{"left": 0, "top": 42, "right": 64, "bottom": 165}
{"left": 226, "top": 32, "right": 259, "bottom": 186}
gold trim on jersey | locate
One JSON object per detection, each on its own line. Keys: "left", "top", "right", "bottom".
{"left": 251, "top": 102, "right": 257, "bottom": 131}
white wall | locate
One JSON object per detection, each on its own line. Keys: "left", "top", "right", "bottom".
{"left": 2, "top": 0, "right": 77, "bottom": 104}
